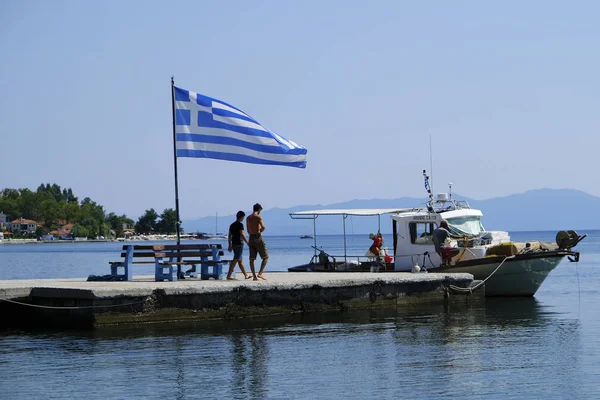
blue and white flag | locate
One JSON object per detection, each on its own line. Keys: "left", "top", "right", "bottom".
{"left": 174, "top": 86, "right": 307, "bottom": 168}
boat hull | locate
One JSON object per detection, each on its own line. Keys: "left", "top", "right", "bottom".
{"left": 436, "top": 252, "right": 568, "bottom": 296}
{"left": 287, "top": 251, "right": 576, "bottom": 297}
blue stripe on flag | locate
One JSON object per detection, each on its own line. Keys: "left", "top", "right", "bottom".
{"left": 177, "top": 133, "right": 307, "bottom": 155}
{"left": 196, "top": 118, "right": 273, "bottom": 139}
{"left": 192, "top": 91, "right": 247, "bottom": 115}
{"left": 177, "top": 149, "right": 307, "bottom": 168}
{"left": 195, "top": 93, "right": 213, "bottom": 108}
{"left": 211, "top": 107, "right": 257, "bottom": 124}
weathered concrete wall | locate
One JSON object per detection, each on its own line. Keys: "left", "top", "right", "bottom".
{"left": 0, "top": 272, "right": 481, "bottom": 329}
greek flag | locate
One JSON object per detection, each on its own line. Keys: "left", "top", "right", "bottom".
{"left": 174, "top": 86, "right": 307, "bottom": 168}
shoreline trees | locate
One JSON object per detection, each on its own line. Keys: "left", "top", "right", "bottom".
{"left": 0, "top": 184, "right": 177, "bottom": 239}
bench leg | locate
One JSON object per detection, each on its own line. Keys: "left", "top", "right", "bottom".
{"left": 110, "top": 263, "right": 132, "bottom": 281}
{"left": 200, "top": 264, "right": 210, "bottom": 280}
{"left": 215, "top": 263, "right": 226, "bottom": 280}
{"left": 199, "top": 263, "right": 228, "bottom": 280}
{"left": 126, "top": 263, "right": 132, "bottom": 281}
{"left": 155, "top": 262, "right": 178, "bottom": 282}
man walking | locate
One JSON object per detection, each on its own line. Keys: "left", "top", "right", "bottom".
{"left": 227, "top": 211, "right": 253, "bottom": 280}
{"left": 246, "top": 203, "right": 268, "bottom": 280}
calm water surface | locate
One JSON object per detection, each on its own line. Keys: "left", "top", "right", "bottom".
{"left": 1, "top": 232, "right": 599, "bottom": 399}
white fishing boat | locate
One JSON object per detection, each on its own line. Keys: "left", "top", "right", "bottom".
{"left": 289, "top": 171, "right": 585, "bottom": 296}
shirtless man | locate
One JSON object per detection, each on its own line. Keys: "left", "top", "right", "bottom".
{"left": 246, "top": 203, "right": 268, "bottom": 280}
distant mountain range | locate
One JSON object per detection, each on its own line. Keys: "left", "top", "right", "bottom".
{"left": 182, "top": 189, "right": 600, "bottom": 235}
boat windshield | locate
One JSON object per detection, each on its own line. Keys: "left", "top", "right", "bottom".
{"left": 447, "top": 216, "right": 485, "bottom": 237}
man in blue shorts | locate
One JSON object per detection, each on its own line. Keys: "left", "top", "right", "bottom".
{"left": 227, "top": 211, "right": 254, "bottom": 280}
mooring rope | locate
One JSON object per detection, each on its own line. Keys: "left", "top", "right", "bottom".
{"left": 454, "top": 236, "right": 469, "bottom": 263}
{"left": 0, "top": 296, "right": 146, "bottom": 310}
{"left": 575, "top": 259, "right": 581, "bottom": 309}
{"left": 446, "top": 255, "right": 514, "bottom": 294}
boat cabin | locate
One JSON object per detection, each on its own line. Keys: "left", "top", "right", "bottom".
{"left": 390, "top": 194, "right": 508, "bottom": 271}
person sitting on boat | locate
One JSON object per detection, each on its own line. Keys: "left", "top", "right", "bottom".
{"left": 433, "top": 220, "right": 463, "bottom": 266}
{"left": 367, "top": 232, "right": 386, "bottom": 270}
{"left": 368, "top": 232, "right": 383, "bottom": 256}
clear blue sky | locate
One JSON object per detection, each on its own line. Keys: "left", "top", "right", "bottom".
{"left": 1, "top": 1, "right": 598, "bottom": 220}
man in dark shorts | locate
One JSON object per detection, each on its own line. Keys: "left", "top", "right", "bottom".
{"left": 246, "top": 203, "right": 268, "bottom": 280}
{"left": 227, "top": 211, "right": 253, "bottom": 280}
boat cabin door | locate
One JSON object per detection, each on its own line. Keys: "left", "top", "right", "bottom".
{"left": 394, "top": 218, "right": 441, "bottom": 271}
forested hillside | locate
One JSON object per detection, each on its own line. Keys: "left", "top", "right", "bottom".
{"left": 0, "top": 184, "right": 177, "bottom": 238}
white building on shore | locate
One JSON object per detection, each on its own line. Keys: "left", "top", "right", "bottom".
{"left": 10, "top": 218, "right": 39, "bottom": 234}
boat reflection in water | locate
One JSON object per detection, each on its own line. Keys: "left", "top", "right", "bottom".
{"left": 2, "top": 296, "right": 584, "bottom": 399}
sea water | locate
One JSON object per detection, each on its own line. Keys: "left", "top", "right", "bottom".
{"left": 0, "top": 231, "right": 599, "bottom": 399}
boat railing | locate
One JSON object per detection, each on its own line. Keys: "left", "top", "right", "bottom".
{"left": 313, "top": 253, "right": 358, "bottom": 264}
{"left": 454, "top": 200, "right": 471, "bottom": 209}
{"left": 320, "top": 252, "right": 441, "bottom": 270}
{"left": 311, "top": 253, "right": 387, "bottom": 266}
{"left": 423, "top": 199, "right": 472, "bottom": 213}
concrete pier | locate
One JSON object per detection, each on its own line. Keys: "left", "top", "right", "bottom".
{"left": 0, "top": 272, "right": 482, "bottom": 329}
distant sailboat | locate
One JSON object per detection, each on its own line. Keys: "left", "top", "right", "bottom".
{"left": 197, "top": 213, "right": 227, "bottom": 240}
{"left": 213, "top": 212, "right": 227, "bottom": 239}
{"left": 193, "top": 212, "right": 228, "bottom": 240}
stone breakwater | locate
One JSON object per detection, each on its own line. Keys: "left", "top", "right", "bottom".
{"left": 0, "top": 272, "right": 481, "bottom": 329}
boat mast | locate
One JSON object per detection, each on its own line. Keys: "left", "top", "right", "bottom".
{"left": 343, "top": 214, "right": 347, "bottom": 264}
{"left": 429, "top": 134, "right": 434, "bottom": 196}
{"left": 313, "top": 217, "right": 317, "bottom": 257}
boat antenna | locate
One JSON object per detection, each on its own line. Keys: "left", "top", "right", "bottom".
{"left": 429, "top": 134, "right": 434, "bottom": 195}
{"left": 448, "top": 182, "right": 453, "bottom": 201}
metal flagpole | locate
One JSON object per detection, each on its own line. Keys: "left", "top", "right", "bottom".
{"left": 171, "top": 76, "right": 182, "bottom": 245}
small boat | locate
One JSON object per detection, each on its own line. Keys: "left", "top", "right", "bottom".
{"left": 289, "top": 209, "right": 399, "bottom": 273}
{"left": 288, "top": 245, "right": 391, "bottom": 272}
{"left": 300, "top": 234, "right": 314, "bottom": 239}
{"left": 288, "top": 171, "right": 585, "bottom": 296}
{"left": 194, "top": 212, "right": 227, "bottom": 240}
{"left": 195, "top": 232, "right": 227, "bottom": 240}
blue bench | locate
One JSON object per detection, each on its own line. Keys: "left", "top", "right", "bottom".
{"left": 109, "top": 243, "right": 230, "bottom": 281}
{"left": 153, "top": 244, "right": 231, "bottom": 281}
